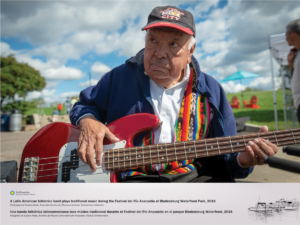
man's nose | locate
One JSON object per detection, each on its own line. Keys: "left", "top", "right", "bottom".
{"left": 154, "top": 43, "right": 168, "bottom": 59}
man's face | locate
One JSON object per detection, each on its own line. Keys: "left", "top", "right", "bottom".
{"left": 144, "top": 28, "right": 195, "bottom": 88}
{"left": 286, "top": 31, "right": 295, "bottom": 46}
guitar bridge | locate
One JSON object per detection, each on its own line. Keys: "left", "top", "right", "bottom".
{"left": 22, "top": 157, "right": 39, "bottom": 182}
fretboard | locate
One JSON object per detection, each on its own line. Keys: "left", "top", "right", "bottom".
{"left": 104, "top": 128, "right": 300, "bottom": 171}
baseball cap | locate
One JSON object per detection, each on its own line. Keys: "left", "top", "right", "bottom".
{"left": 142, "top": 6, "right": 196, "bottom": 37}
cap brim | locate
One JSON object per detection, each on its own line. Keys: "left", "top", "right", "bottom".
{"left": 142, "top": 22, "right": 194, "bottom": 36}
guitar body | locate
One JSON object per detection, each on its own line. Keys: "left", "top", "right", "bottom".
{"left": 18, "top": 113, "right": 159, "bottom": 183}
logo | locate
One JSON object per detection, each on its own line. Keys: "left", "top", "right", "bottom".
{"left": 10, "top": 191, "right": 15, "bottom": 195}
{"left": 160, "top": 8, "right": 184, "bottom": 21}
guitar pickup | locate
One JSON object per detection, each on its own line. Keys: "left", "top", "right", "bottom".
{"left": 22, "top": 157, "right": 39, "bottom": 182}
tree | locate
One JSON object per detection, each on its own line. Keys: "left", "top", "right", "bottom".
{"left": 0, "top": 55, "right": 46, "bottom": 106}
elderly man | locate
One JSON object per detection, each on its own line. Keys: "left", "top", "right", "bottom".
{"left": 286, "top": 19, "right": 300, "bottom": 124}
{"left": 70, "top": 6, "right": 278, "bottom": 182}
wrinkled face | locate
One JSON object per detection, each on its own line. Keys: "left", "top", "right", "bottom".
{"left": 144, "top": 28, "right": 195, "bottom": 88}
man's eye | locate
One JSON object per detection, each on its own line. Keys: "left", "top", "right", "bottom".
{"left": 150, "top": 38, "right": 155, "bottom": 42}
{"left": 171, "top": 42, "right": 178, "bottom": 47}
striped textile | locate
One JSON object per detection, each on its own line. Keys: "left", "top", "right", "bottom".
{"left": 122, "top": 67, "right": 211, "bottom": 178}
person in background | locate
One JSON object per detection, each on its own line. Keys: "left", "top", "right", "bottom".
{"left": 52, "top": 108, "right": 58, "bottom": 122}
{"left": 286, "top": 19, "right": 300, "bottom": 124}
{"left": 65, "top": 97, "right": 71, "bottom": 115}
{"left": 57, "top": 102, "right": 63, "bottom": 115}
{"left": 71, "top": 97, "right": 78, "bottom": 109}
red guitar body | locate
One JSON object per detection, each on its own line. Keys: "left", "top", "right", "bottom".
{"left": 18, "top": 113, "right": 159, "bottom": 183}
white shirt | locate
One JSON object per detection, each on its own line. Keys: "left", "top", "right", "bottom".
{"left": 147, "top": 64, "right": 190, "bottom": 144}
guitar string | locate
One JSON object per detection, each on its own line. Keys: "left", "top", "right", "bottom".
{"left": 32, "top": 136, "right": 300, "bottom": 165}
{"left": 28, "top": 136, "right": 300, "bottom": 175}
{"left": 35, "top": 135, "right": 300, "bottom": 166}
{"left": 34, "top": 130, "right": 300, "bottom": 161}
{"left": 33, "top": 135, "right": 300, "bottom": 178}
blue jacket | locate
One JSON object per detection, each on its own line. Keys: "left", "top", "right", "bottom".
{"left": 70, "top": 49, "right": 253, "bottom": 180}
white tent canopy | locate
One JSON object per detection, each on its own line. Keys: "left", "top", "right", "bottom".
{"left": 269, "top": 33, "right": 293, "bottom": 66}
{"left": 269, "top": 33, "right": 293, "bottom": 130}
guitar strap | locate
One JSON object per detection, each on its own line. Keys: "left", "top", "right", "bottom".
{"left": 121, "top": 67, "right": 213, "bottom": 178}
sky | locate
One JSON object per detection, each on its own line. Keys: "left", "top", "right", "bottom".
{"left": 1, "top": 0, "right": 300, "bottom": 105}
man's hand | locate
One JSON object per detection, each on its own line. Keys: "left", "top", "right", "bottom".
{"left": 77, "top": 115, "right": 120, "bottom": 172}
{"left": 238, "top": 126, "right": 278, "bottom": 168}
{"left": 287, "top": 48, "right": 297, "bottom": 71}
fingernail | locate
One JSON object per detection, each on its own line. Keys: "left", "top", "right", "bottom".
{"left": 254, "top": 139, "right": 259, "bottom": 144}
{"left": 248, "top": 141, "right": 254, "bottom": 146}
{"left": 115, "top": 137, "right": 120, "bottom": 141}
{"left": 246, "top": 146, "right": 252, "bottom": 151}
{"left": 96, "top": 162, "right": 100, "bottom": 166}
{"left": 92, "top": 168, "right": 96, "bottom": 172}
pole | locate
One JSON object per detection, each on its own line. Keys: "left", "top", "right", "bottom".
{"left": 240, "top": 79, "right": 244, "bottom": 108}
{"left": 269, "top": 44, "right": 279, "bottom": 130}
{"left": 281, "top": 66, "right": 287, "bottom": 129}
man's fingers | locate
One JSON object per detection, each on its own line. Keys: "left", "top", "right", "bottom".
{"left": 258, "top": 125, "right": 268, "bottom": 133}
{"left": 95, "top": 136, "right": 103, "bottom": 166}
{"left": 77, "top": 139, "right": 87, "bottom": 164}
{"left": 246, "top": 146, "right": 257, "bottom": 165}
{"left": 105, "top": 128, "right": 120, "bottom": 142}
{"left": 260, "top": 139, "right": 278, "bottom": 154}
{"left": 86, "top": 139, "right": 97, "bottom": 172}
{"left": 248, "top": 140, "right": 265, "bottom": 165}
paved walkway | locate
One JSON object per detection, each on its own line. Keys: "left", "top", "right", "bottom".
{"left": 1, "top": 130, "right": 299, "bottom": 182}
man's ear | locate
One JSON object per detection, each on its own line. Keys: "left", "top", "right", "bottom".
{"left": 187, "top": 44, "right": 196, "bottom": 64}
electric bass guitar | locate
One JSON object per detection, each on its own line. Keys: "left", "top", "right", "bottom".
{"left": 18, "top": 113, "right": 300, "bottom": 183}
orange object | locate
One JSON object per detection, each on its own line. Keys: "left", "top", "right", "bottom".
{"left": 230, "top": 96, "right": 240, "bottom": 109}
{"left": 244, "top": 95, "right": 260, "bottom": 109}
{"left": 57, "top": 103, "right": 63, "bottom": 110}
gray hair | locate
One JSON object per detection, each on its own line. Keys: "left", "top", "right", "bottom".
{"left": 145, "top": 29, "right": 196, "bottom": 50}
{"left": 286, "top": 19, "right": 300, "bottom": 35}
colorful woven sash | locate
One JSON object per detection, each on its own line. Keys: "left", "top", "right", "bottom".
{"left": 121, "top": 67, "right": 211, "bottom": 179}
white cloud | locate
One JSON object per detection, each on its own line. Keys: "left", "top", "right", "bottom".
{"left": 43, "top": 66, "right": 84, "bottom": 80}
{"left": 249, "top": 76, "right": 281, "bottom": 90}
{"left": 221, "top": 81, "right": 246, "bottom": 93}
{"left": 91, "top": 62, "right": 111, "bottom": 78}
{"left": 78, "top": 79, "right": 99, "bottom": 88}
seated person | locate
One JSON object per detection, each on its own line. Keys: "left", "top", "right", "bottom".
{"left": 70, "top": 6, "right": 278, "bottom": 182}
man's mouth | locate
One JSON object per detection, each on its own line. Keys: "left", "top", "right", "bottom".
{"left": 151, "top": 63, "right": 168, "bottom": 70}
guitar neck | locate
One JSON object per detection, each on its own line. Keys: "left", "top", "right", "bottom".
{"left": 104, "top": 128, "right": 300, "bottom": 171}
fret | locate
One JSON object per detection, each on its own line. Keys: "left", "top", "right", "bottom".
{"left": 257, "top": 133, "right": 260, "bottom": 139}
{"left": 118, "top": 148, "right": 120, "bottom": 170}
{"left": 174, "top": 142, "right": 178, "bottom": 161}
{"left": 164, "top": 144, "right": 168, "bottom": 162}
{"left": 135, "top": 147, "right": 138, "bottom": 167}
{"left": 229, "top": 136, "right": 233, "bottom": 153}
{"left": 129, "top": 148, "right": 132, "bottom": 168}
{"left": 183, "top": 142, "right": 187, "bottom": 160}
{"left": 149, "top": 145, "right": 152, "bottom": 165}
{"left": 204, "top": 139, "right": 208, "bottom": 157}
{"left": 123, "top": 148, "right": 126, "bottom": 169}
{"left": 193, "top": 141, "right": 198, "bottom": 158}
{"left": 242, "top": 134, "right": 246, "bottom": 147}
{"left": 112, "top": 147, "right": 115, "bottom": 170}
{"left": 142, "top": 146, "right": 145, "bottom": 166}
{"left": 107, "top": 148, "right": 110, "bottom": 170}
{"left": 216, "top": 137, "right": 220, "bottom": 155}
{"left": 291, "top": 130, "right": 296, "bottom": 144}
{"left": 157, "top": 144, "right": 160, "bottom": 163}
{"left": 273, "top": 131, "right": 279, "bottom": 146}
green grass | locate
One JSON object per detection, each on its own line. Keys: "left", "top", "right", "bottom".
{"left": 24, "top": 106, "right": 68, "bottom": 116}
{"left": 24, "top": 90, "right": 289, "bottom": 131}
{"left": 226, "top": 90, "right": 290, "bottom": 131}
